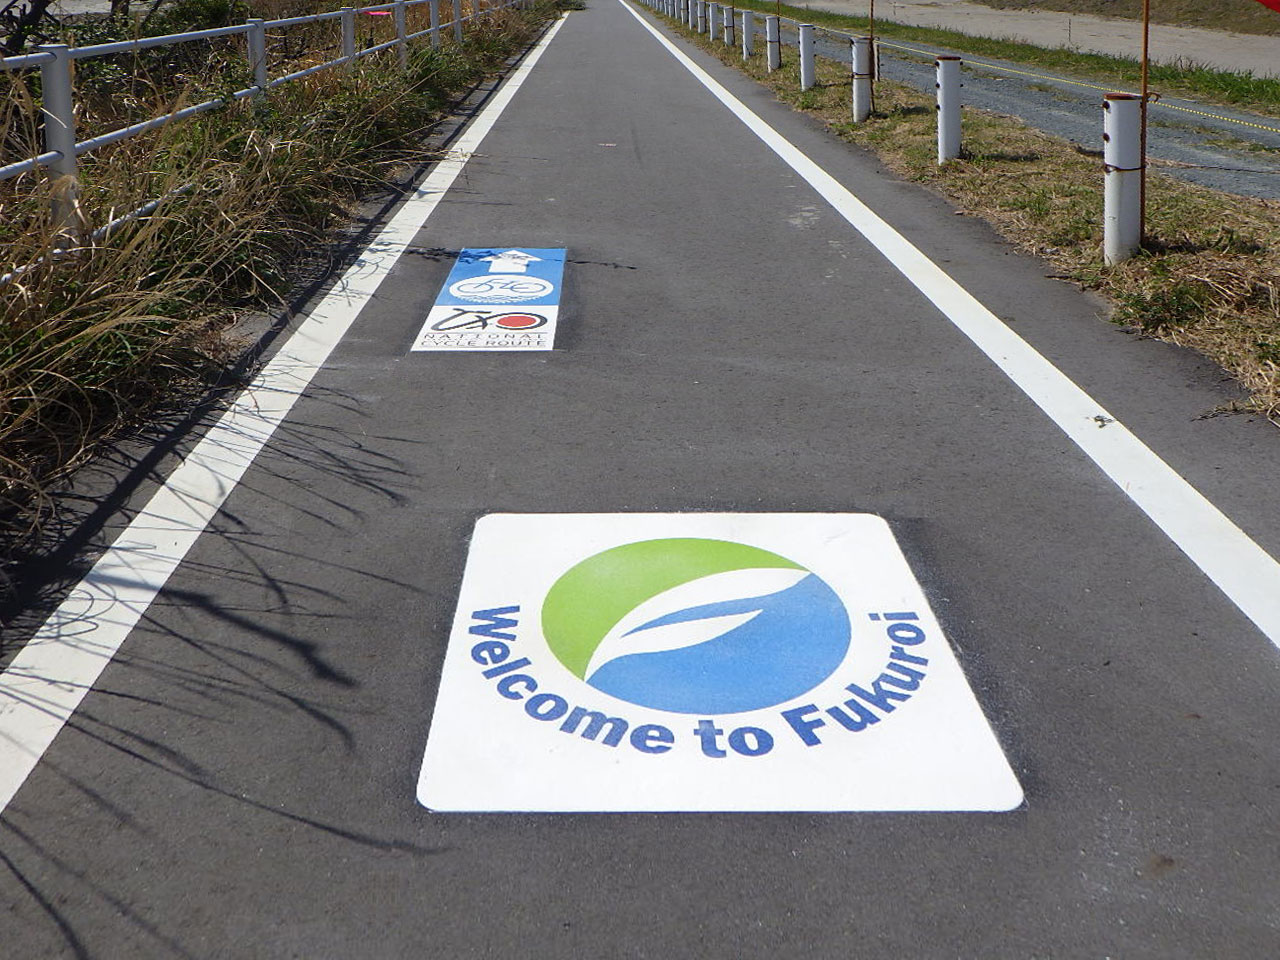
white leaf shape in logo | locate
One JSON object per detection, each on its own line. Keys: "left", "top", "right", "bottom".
{"left": 583, "top": 567, "right": 810, "bottom": 682}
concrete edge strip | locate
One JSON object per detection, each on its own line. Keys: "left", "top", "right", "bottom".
{"left": 0, "top": 13, "right": 571, "bottom": 816}
{"left": 620, "top": 1, "right": 1280, "bottom": 647}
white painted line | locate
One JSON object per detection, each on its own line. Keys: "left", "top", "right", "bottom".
{"left": 0, "top": 13, "right": 570, "bottom": 816}
{"left": 621, "top": 0, "right": 1280, "bottom": 648}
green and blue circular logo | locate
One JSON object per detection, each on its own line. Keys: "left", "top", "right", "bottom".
{"left": 541, "top": 538, "right": 851, "bottom": 715}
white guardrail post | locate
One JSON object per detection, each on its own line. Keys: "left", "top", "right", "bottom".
{"left": 452, "top": 0, "right": 463, "bottom": 41}
{"left": 708, "top": 3, "right": 718, "bottom": 41}
{"left": 246, "top": 18, "right": 268, "bottom": 92}
{"left": 723, "top": 5, "right": 733, "bottom": 46}
{"left": 851, "top": 36, "right": 871, "bottom": 122}
{"left": 936, "top": 54, "right": 961, "bottom": 163}
{"left": 430, "top": 0, "right": 441, "bottom": 48}
{"left": 340, "top": 6, "right": 356, "bottom": 68}
{"left": 741, "top": 8, "right": 752, "bottom": 58}
{"left": 394, "top": 0, "right": 408, "bottom": 69}
{"left": 37, "top": 44, "right": 78, "bottom": 232}
{"left": 1103, "top": 92, "right": 1142, "bottom": 264}
{"left": 798, "top": 23, "right": 814, "bottom": 91}
{"left": 765, "top": 15, "right": 779, "bottom": 70}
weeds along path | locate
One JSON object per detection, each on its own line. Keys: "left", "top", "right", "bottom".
{"left": 765, "top": 18, "right": 1280, "bottom": 201}
{"left": 732, "top": 0, "right": 1280, "bottom": 200}
{"left": 0, "top": 1, "right": 567, "bottom": 558}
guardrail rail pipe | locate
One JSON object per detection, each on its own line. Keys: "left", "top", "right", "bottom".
{"left": 1, "top": 0, "right": 520, "bottom": 242}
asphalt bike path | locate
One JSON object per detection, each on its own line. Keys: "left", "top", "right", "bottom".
{"left": 3, "top": 1, "right": 1280, "bottom": 955}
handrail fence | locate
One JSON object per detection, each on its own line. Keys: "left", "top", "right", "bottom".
{"left": 0, "top": 0, "right": 530, "bottom": 234}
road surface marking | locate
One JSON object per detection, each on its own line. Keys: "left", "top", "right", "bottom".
{"left": 0, "top": 14, "right": 570, "bottom": 816}
{"left": 623, "top": 0, "right": 1280, "bottom": 650}
{"left": 419, "top": 513, "right": 1022, "bottom": 812}
{"left": 412, "top": 246, "right": 566, "bottom": 351}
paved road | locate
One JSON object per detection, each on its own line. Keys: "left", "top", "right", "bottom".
{"left": 4, "top": 1, "right": 1280, "bottom": 956}
{"left": 810, "top": 0, "right": 1280, "bottom": 77}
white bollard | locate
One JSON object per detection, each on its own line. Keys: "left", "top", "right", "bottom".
{"left": 1103, "top": 93, "right": 1143, "bottom": 265}
{"left": 851, "top": 36, "right": 872, "bottom": 122}
{"left": 697, "top": 0, "right": 706, "bottom": 33}
{"left": 799, "top": 23, "right": 815, "bottom": 91}
{"left": 708, "top": 2, "right": 719, "bottom": 40}
{"left": 765, "top": 15, "right": 780, "bottom": 71}
{"left": 936, "top": 55, "right": 962, "bottom": 163}
{"left": 723, "top": 5, "right": 734, "bottom": 45}
{"left": 742, "top": 9, "right": 753, "bottom": 58}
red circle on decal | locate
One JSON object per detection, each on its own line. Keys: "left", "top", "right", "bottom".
{"left": 495, "top": 313, "right": 544, "bottom": 329}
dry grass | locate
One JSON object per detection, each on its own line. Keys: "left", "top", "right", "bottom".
{"left": 730, "top": 0, "right": 1280, "bottom": 116}
{"left": 669, "top": 17, "right": 1280, "bottom": 424}
{"left": 0, "top": 2, "right": 560, "bottom": 547}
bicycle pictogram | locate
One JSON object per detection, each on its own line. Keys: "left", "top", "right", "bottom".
{"left": 448, "top": 275, "right": 554, "bottom": 303}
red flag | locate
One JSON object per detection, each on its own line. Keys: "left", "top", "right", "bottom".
{"left": 1254, "top": 0, "right": 1280, "bottom": 12}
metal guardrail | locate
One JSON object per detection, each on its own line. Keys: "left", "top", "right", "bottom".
{"left": 0, "top": 0, "right": 528, "bottom": 231}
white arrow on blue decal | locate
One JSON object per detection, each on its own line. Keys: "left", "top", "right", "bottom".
{"left": 481, "top": 250, "right": 543, "bottom": 274}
